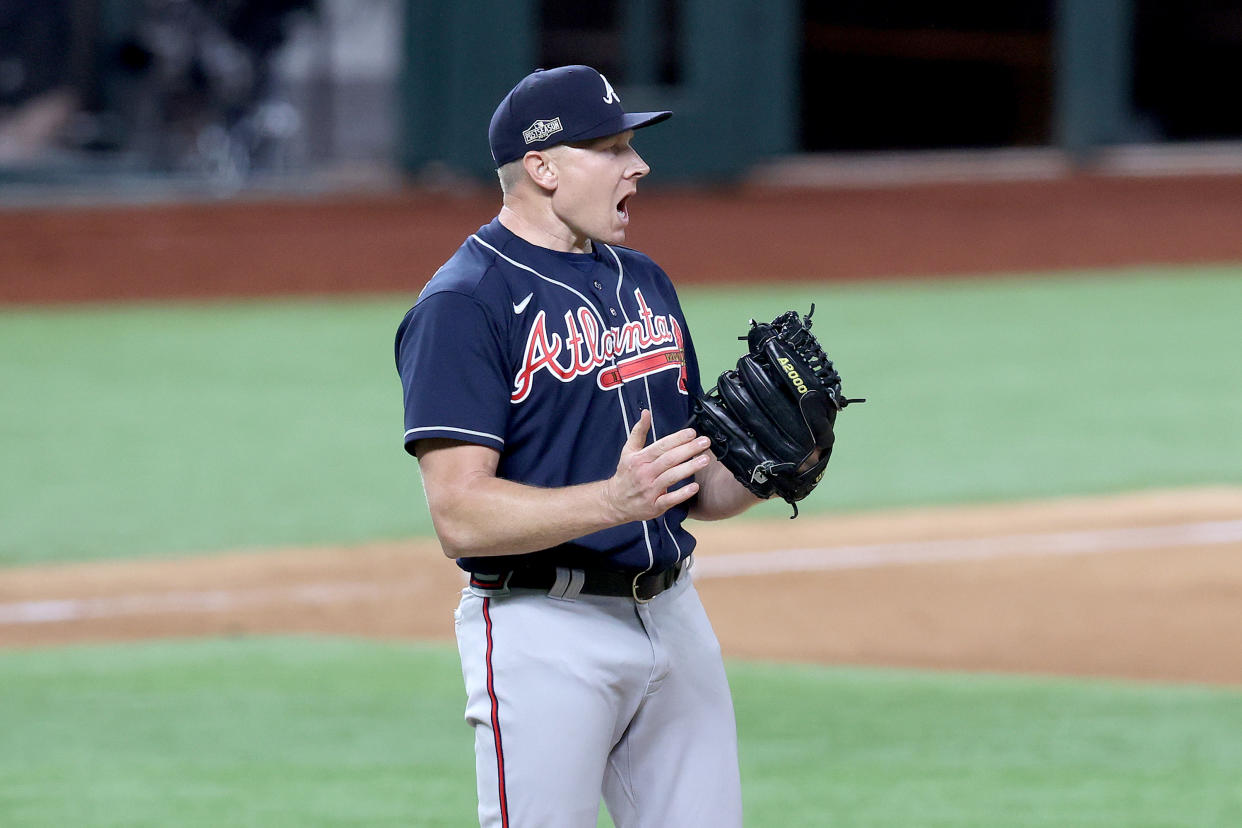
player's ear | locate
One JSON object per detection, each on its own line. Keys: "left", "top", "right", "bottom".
{"left": 523, "top": 150, "right": 558, "bottom": 192}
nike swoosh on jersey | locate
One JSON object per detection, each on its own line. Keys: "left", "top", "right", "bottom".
{"left": 512, "top": 293, "right": 534, "bottom": 314}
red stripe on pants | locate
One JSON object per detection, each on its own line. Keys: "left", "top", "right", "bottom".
{"left": 482, "top": 597, "right": 509, "bottom": 827}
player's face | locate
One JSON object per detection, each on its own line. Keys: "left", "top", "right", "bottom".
{"left": 550, "top": 130, "right": 650, "bottom": 248}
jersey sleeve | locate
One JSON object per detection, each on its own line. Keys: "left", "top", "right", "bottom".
{"left": 395, "top": 290, "right": 510, "bottom": 455}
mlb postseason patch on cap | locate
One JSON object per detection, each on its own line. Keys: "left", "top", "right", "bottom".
{"left": 522, "top": 118, "right": 563, "bottom": 145}
{"left": 489, "top": 65, "right": 672, "bottom": 166}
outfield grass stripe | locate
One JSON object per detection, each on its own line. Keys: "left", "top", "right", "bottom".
{"left": 694, "top": 518, "right": 1242, "bottom": 577}
{"left": 3, "top": 518, "right": 1238, "bottom": 626}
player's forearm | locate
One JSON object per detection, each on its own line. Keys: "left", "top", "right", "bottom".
{"left": 426, "top": 473, "right": 625, "bottom": 559}
{"left": 417, "top": 414, "right": 706, "bottom": 559}
{"left": 687, "top": 457, "right": 764, "bottom": 521}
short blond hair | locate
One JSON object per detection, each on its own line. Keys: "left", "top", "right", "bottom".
{"left": 497, "top": 159, "right": 526, "bottom": 195}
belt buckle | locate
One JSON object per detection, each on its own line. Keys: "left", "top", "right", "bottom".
{"left": 631, "top": 558, "right": 688, "bottom": 604}
{"left": 632, "top": 575, "right": 653, "bottom": 604}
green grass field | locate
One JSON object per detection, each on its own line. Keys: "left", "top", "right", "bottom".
{"left": 2, "top": 638, "right": 1240, "bottom": 827}
{"left": 2, "top": 266, "right": 1240, "bottom": 564}
{"left": 3, "top": 266, "right": 1242, "bottom": 826}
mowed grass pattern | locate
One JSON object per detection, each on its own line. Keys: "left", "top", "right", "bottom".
{"left": 2, "top": 266, "right": 1240, "bottom": 563}
{"left": 0, "top": 638, "right": 1239, "bottom": 827}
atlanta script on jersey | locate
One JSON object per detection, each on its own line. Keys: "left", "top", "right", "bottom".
{"left": 395, "top": 218, "right": 704, "bottom": 575}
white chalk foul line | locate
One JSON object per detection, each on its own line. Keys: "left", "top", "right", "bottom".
{"left": 2, "top": 519, "right": 1241, "bottom": 625}
{"left": 691, "top": 518, "right": 1242, "bottom": 579}
{"left": 0, "top": 581, "right": 418, "bottom": 625}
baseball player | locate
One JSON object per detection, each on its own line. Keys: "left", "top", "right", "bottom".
{"left": 395, "top": 66, "right": 762, "bottom": 827}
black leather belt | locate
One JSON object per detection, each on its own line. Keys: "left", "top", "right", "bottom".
{"left": 470, "top": 558, "right": 690, "bottom": 602}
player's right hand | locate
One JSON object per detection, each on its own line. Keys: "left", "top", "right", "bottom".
{"left": 602, "top": 409, "right": 711, "bottom": 523}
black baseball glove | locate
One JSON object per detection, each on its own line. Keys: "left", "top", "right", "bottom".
{"left": 690, "top": 305, "right": 863, "bottom": 517}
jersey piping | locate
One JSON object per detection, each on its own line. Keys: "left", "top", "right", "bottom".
{"left": 603, "top": 243, "right": 664, "bottom": 578}
{"left": 469, "top": 234, "right": 609, "bottom": 330}
{"left": 404, "top": 425, "right": 506, "bottom": 445}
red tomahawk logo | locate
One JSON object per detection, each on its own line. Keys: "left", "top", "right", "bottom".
{"left": 597, "top": 346, "right": 687, "bottom": 392}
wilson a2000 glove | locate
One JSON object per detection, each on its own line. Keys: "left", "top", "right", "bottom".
{"left": 691, "top": 305, "right": 863, "bottom": 517}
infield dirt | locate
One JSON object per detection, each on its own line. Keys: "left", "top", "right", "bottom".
{"left": 4, "top": 488, "right": 1241, "bottom": 686}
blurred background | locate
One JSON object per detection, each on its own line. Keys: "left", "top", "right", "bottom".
{"left": 2, "top": 0, "right": 1241, "bottom": 197}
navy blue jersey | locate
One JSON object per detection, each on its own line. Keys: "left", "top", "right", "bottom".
{"left": 395, "top": 218, "right": 704, "bottom": 576}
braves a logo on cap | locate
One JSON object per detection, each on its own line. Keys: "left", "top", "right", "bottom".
{"left": 522, "top": 117, "right": 563, "bottom": 145}
{"left": 512, "top": 288, "right": 687, "bottom": 403}
{"left": 601, "top": 74, "right": 620, "bottom": 104}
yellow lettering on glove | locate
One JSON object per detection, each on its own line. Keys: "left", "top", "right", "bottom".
{"left": 778, "top": 357, "right": 809, "bottom": 395}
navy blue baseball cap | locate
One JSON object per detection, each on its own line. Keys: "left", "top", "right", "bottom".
{"left": 488, "top": 65, "right": 672, "bottom": 167}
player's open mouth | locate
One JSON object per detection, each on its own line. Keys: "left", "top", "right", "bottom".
{"left": 617, "top": 194, "right": 631, "bottom": 222}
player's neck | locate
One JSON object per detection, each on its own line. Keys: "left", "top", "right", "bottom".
{"left": 497, "top": 204, "right": 592, "bottom": 255}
